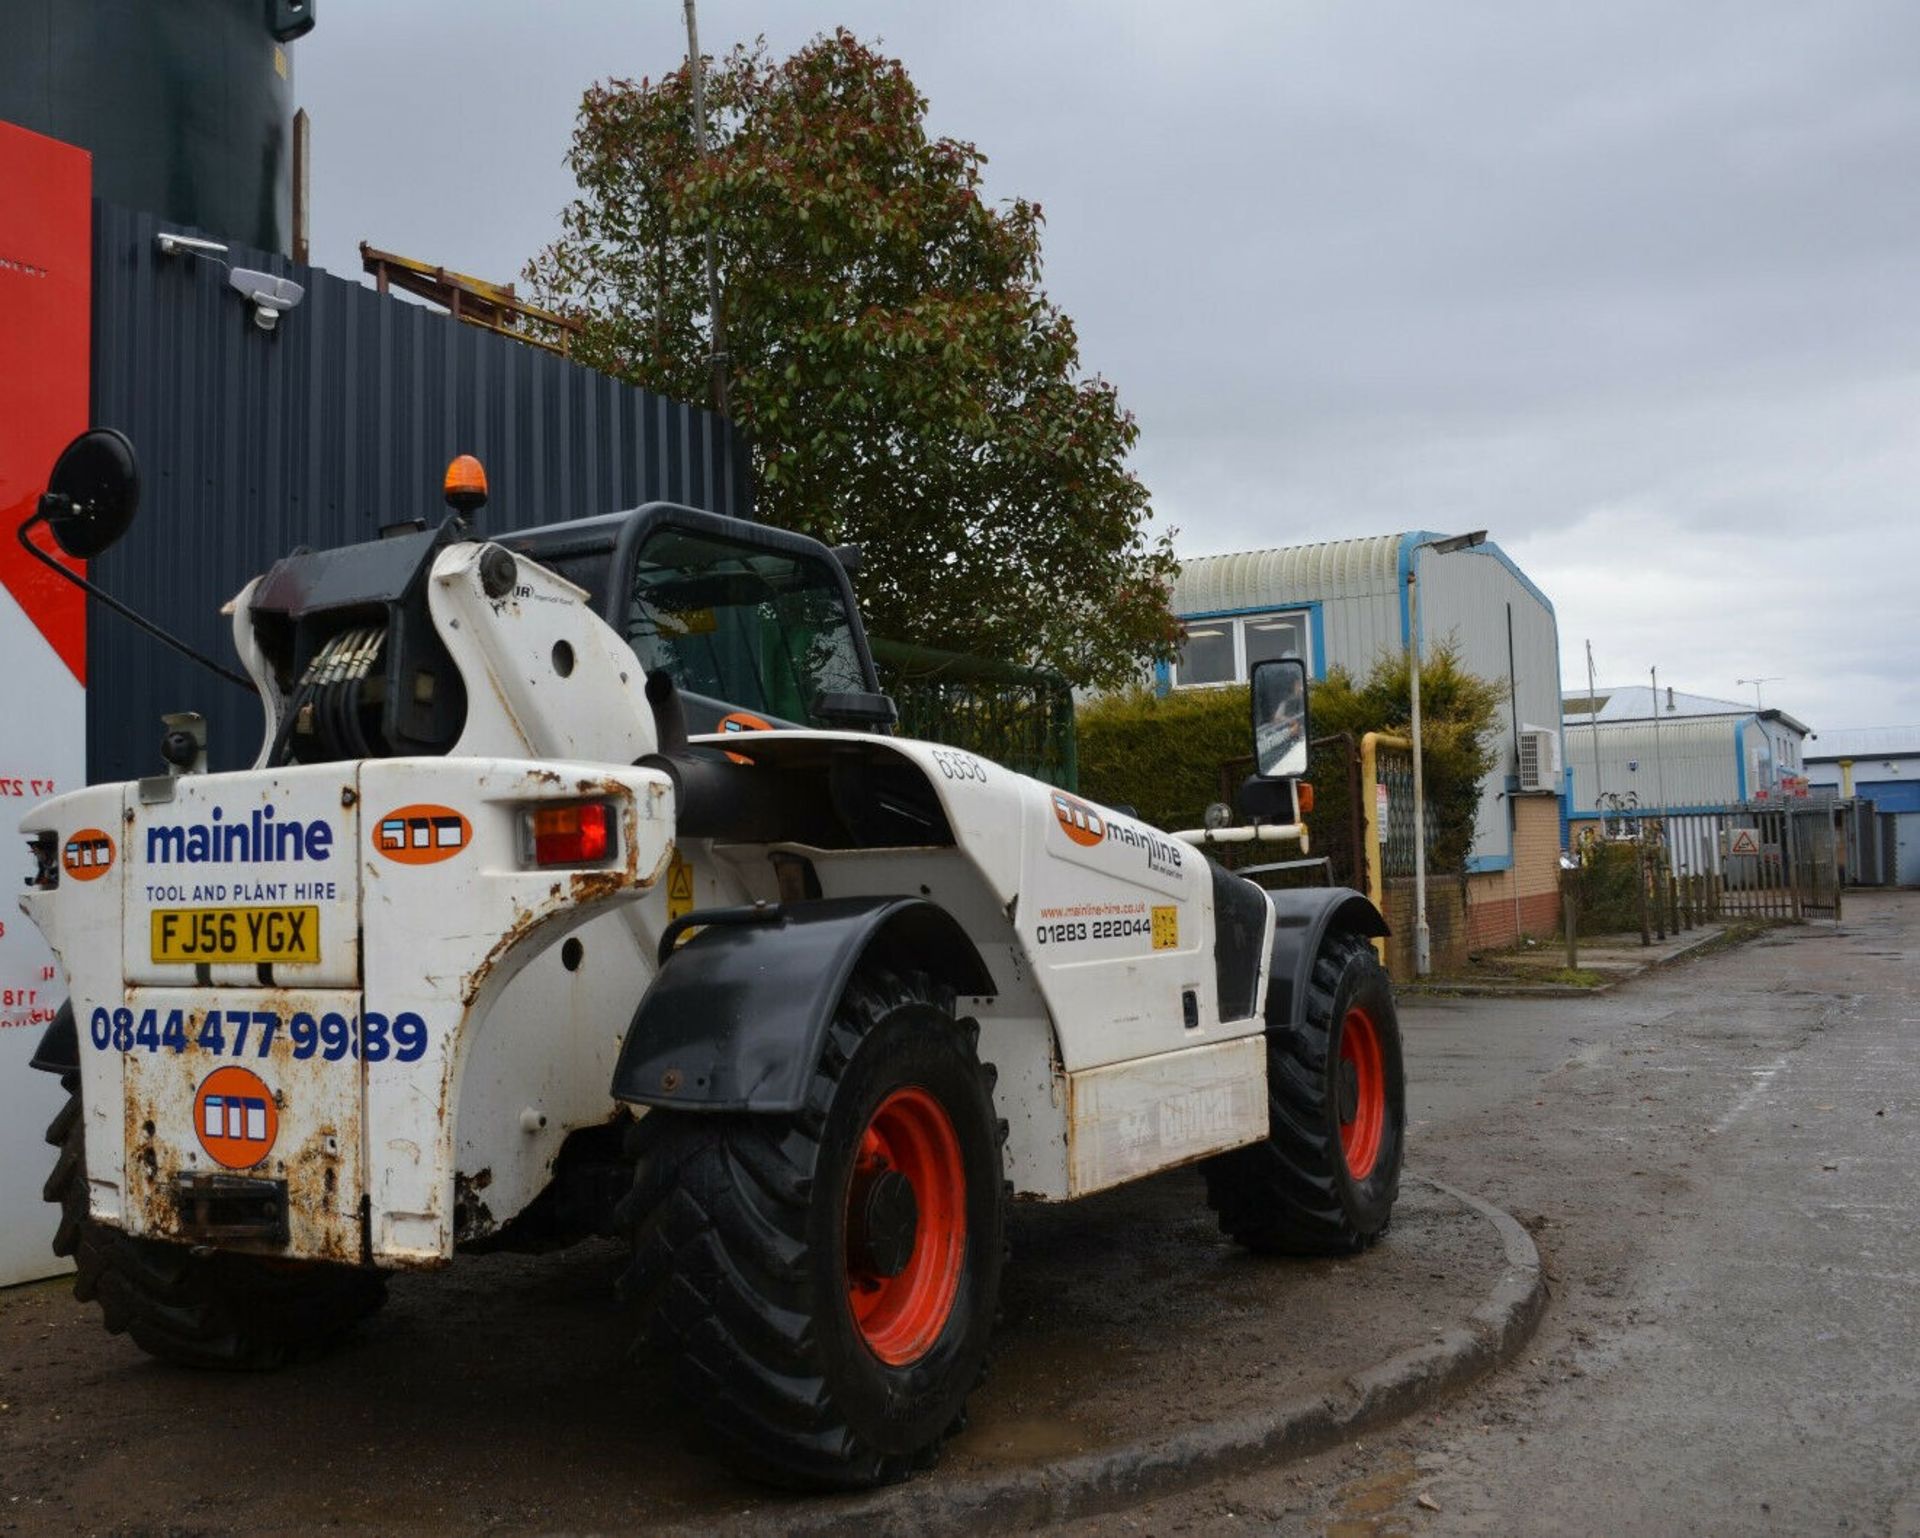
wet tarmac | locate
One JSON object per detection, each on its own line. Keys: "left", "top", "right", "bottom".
{"left": 1062, "top": 890, "right": 1920, "bottom": 1536}
{"left": 1, "top": 1094, "right": 1513, "bottom": 1534}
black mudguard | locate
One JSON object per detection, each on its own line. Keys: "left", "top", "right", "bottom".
{"left": 30, "top": 1000, "right": 77, "bottom": 1076}
{"left": 611, "top": 895, "right": 996, "bottom": 1113}
{"left": 1264, "top": 889, "right": 1390, "bottom": 1029}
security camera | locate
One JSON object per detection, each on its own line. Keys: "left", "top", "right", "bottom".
{"left": 228, "top": 268, "right": 306, "bottom": 331}
{"left": 155, "top": 232, "right": 230, "bottom": 259}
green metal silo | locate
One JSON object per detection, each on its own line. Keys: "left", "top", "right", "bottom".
{"left": 0, "top": 0, "right": 314, "bottom": 254}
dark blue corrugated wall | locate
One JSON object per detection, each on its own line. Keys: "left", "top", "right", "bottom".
{"left": 85, "top": 201, "right": 750, "bottom": 783}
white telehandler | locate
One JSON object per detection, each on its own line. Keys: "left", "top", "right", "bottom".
{"left": 18, "top": 431, "right": 1404, "bottom": 1489}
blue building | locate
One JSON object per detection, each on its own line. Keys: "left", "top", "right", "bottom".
{"left": 1169, "top": 532, "right": 1565, "bottom": 952}
{"left": 1805, "top": 726, "right": 1920, "bottom": 885}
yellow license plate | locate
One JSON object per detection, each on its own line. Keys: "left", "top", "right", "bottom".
{"left": 150, "top": 905, "right": 321, "bottom": 964}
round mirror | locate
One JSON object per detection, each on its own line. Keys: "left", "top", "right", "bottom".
{"left": 40, "top": 428, "right": 140, "bottom": 559}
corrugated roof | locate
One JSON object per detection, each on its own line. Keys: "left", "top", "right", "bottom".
{"left": 1171, "top": 534, "right": 1404, "bottom": 616}
{"left": 1561, "top": 684, "right": 1751, "bottom": 721}
{"left": 1804, "top": 726, "right": 1920, "bottom": 759}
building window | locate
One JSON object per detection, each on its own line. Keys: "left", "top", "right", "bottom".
{"left": 1243, "top": 612, "right": 1308, "bottom": 672}
{"left": 1172, "top": 609, "right": 1310, "bottom": 687}
{"left": 1175, "top": 623, "right": 1236, "bottom": 685}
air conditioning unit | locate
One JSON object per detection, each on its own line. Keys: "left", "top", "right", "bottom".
{"left": 1517, "top": 725, "right": 1560, "bottom": 793}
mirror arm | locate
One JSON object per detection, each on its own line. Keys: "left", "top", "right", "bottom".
{"left": 15, "top": 512, "right": 257, "bottom": 693}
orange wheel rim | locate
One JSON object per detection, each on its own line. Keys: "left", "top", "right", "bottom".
{"left": 1338, "top": 1007, "right": 1386, "bottom": 1180}
{"left": 844, "top": 1086, "right": 967, "bottom": 1366}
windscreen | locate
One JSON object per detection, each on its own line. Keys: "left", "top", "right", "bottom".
{"left": 625, "top": 526, "right": 866, "bottom": 725}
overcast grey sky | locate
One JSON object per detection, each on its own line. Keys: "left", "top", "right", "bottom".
{"left": 299, "top": 2, "right": 1920, "bottom": 734}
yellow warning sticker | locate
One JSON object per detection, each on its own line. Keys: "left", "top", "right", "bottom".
{"left": 667, "top": 850, "right": 695, "bottom": 919}
{"left": 1151, "top": 905, "right": 1180, "bottom": 951}
{"left": 658, "top": 606, "right": 717, "bottom": 636}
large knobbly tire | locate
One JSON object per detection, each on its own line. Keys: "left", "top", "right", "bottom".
{"left": 616, "top": 969, "right": 1007, "bottom": 1491}
{"left": 43, "top": 1074, "right": 387, "bottom": 1370}
{"left": 1202, "top": 929, "right": 1405, "bottom": 1255}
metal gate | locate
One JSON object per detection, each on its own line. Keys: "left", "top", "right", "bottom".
{"left": 1583, "top": 800, "right": 1845, "bottom": 922}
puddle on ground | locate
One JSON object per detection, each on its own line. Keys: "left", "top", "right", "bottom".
{"left": 949, "top": 1412, "right": 1094, "bottom": 1466}
{"left": 1324, "top": 1451, "right": 1419, "bottom": 1536}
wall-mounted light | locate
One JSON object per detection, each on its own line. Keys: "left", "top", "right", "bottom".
{"left": 155, "top": 232, "right": 229, "bottom": 259}
{"left": 228, "top": 267, "right": 305, "bottom": 331}
{"left": 153, "top": 231, "right": 304, "bottom": 333}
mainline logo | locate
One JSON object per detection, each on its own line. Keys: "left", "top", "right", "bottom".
{"left": 374, "top": 804, "right": 471, "bottom": 865}
{"left": 1051, "top": 792, "right": 1107, "bottom": 848}
{"left": 62, "top": 828, "right": 115, "bottom": 880}
{"left": 146, "top": 805, "right": 333, "bottom": 865}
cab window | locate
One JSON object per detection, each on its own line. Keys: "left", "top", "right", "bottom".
{"left": 624, "top": 526, "right": 866, "bottom": 725}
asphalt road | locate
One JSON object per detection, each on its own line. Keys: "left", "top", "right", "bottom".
{"left": 5, "top": 894, "right": 1912, "bottom": 1535}
{"left": 1067, "top": 890, "right": 1920, "bottom": 1537}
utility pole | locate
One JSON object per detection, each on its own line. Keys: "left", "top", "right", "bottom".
{"left": 683, "top": 0, "right": 729, "bottom": 418}
{"left": 1586, "top": 639, "right": 1604, "bottom": 812}
{"left": 292, "top": 109, "right": 310, "bottom": 266}
{"left": 1650, "top": 664, "right": 1670, "bottom": 824}
{"left": 1406, "top": 529, "right": 1486, "bottom": 976}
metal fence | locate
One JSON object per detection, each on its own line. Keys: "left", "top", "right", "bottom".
{"left": 1574, "top": 799, "right": 1844, "bottom": 925}
{"left": 1660, "top": 805, "right": 1839, "bottom": 921}
{"left": 85, "top": 200, "right": 752, "bottom": 783}
{"left": 871, "top": 637, "right": 1076, "bottom": 789}
{"left": 1373, "top": 740, "right": 1421, "bottom": 882}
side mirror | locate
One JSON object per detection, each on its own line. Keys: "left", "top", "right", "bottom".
{"left": 39, "top": 428, "right": 141, "bottom": 559}
{"left": 814, "top": 689, "right": 898, "bottom": 732}
{"left": 1250, "top": 657, "right": 1309, "bottom": 779}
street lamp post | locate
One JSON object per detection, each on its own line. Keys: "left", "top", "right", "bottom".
{"left": 1407, "top": 530, "right": 1487, "bottom": 977}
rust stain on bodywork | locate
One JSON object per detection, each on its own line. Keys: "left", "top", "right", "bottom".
{"left": 453, "top": 1168, "right": 496, "bottom": 1242}
{"left": 456, "top": 800, "right": 655, "bottom": 1006}
{"left": 120, "top": 990, "right": 362, "bottom": 1263}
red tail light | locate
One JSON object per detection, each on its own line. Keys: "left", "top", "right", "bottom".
{"left": 528, "top": 803, "right": 614, "bottom": 866}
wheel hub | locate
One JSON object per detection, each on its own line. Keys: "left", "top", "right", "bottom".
{"left": 1338, "top": 1007, "right": 1387, "bottom": 1180}
{"left": 844, "top": 1085, "right": 969, "bottom": 1366}
{"left": 848, "top": 1166, "right": 920, "bottom": 1278}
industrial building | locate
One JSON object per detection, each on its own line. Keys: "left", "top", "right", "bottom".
{"left": 1563, "top": 686, "right": 1811, "bottom": 822}
{"left": 1805, "top": 727, "right": 1920, "bottom": 885}
{"left": 1169, "top": 533, "right": 1565, "bottom": 957}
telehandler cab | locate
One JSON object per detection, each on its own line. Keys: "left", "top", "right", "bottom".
{"left": 19, "top": 431, "right": 1404, "bottom": 1489}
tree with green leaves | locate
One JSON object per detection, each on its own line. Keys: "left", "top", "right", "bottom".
{"left": 526, "top": 29, "right": 1180, "bottom": 689}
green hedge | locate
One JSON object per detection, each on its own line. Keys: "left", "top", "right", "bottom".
{"left": 1077, "top": 685, "right": 1248, "bottom": 834}
{"left": 1075, "top": 645, "right": 1505, "bottom": 882}
{"left": 1569, "top": 837, "right": 1645, "bottom": 935}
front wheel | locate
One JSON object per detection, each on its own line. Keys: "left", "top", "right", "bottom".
{"left": 617, "top": 969, "right": 1007, "bottom": 1490}
{"left": 1202, "top": 929, "right": 1405, "bottom": 1254}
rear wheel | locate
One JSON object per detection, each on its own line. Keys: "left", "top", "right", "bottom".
{"left": 43, "top": 1074, "right": 387, "bottom": 1369}
{"left": 617, "top": 969, "right": 1006, "bottom": 1490}
{"left": 1202, "top": 929, "right": 1405, "bottom": 1254}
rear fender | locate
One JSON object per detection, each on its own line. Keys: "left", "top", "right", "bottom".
{"left": 1264, "top": 889, "right": 1390, "bottom": 1029}
{"left": 611, "top": 896, "right": 995, "bottom": 1113}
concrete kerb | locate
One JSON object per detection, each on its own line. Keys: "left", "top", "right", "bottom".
{"left": 677, "top": 1177, "right": 1546, "bottom": 1538}
{"left": 1403, "top": 922, "right": 1742, "bottom": 999}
